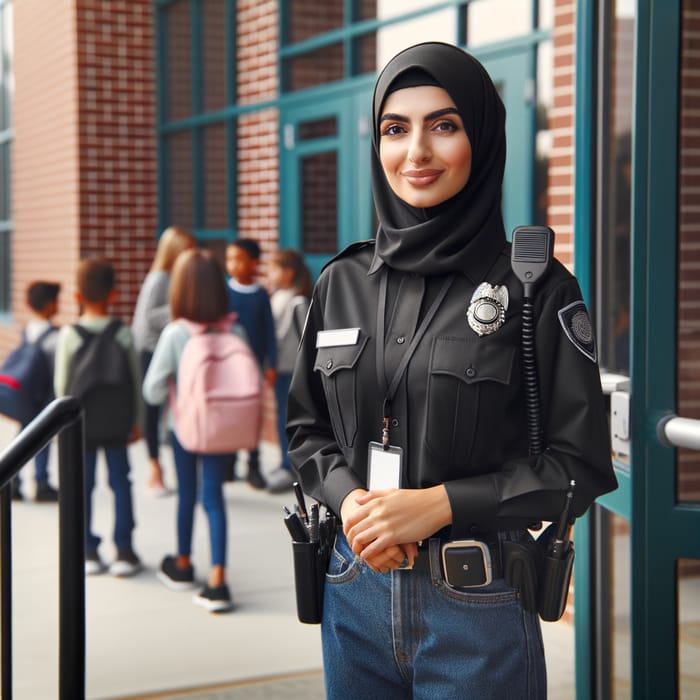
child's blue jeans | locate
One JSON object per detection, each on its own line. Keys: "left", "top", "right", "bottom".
{"left": 322, "top": 530, "right": 547, "bottom": 699}
{"left": 171, "top": 433, "right": 229, "bottom": 567}
{"left": 84, "top": 446, "right": 135, "bottom": 554}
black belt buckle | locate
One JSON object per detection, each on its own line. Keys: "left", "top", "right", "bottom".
{"left": 441, "top": 540, "right": 493, "bottom": 588}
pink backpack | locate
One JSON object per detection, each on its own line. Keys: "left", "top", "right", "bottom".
{"left": 169, "top": 316, "right": 263, "bottom": 454}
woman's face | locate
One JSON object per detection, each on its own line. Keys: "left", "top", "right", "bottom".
{"left": 379, "top": 85, "right": 472, "bottom": 208}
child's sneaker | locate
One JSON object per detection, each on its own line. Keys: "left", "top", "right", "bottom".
{"left": 157, "top": 555, "right": 196, "bottom": 591}
{"left": 109, "top": 548, "right": 142, "bottom": 578}
{"left": 192, "top": 584, "right": 234, "bottom": 613}
{"left": 85, "top": 550, "right": 105, "bottom": 576}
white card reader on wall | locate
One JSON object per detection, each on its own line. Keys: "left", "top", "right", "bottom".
{"left": 611, "top": 382, "right": 631, "bottom": 457}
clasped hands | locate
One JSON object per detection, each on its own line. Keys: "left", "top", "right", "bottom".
{"left": 340, "top": 485, "right": 452, "bottom": 574}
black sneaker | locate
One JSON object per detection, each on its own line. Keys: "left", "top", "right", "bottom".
{"left": 157, "top": 555, "right": 196, "bottom": 591}
{"left": 193, "top": 584, "right": 233, "bottom": 613}
{"left": 35, "top": 483, "right": 59, "bottom": 503}
{"left": 109, "top": 548, "right": 143, "bottom": 578}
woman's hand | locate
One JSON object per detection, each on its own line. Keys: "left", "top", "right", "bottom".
{"left": 341, "top": 486, "right": 452, "bottom": 573}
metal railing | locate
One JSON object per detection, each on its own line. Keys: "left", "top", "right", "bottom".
{"left": 0, "top": 397, "right": 85, "bottom": 700}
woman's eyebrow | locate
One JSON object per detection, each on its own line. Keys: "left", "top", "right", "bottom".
{"left": 379, "top": 107, "right": 460, "bottom": 124}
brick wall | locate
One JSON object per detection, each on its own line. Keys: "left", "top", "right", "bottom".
{"left": 6, "top": 0, "right": 81, "bottom": 358}
{"left": 75, "top": 0, "right": 158, "bottom": 320}
{"left": 2, "top": 0, "right": 157, "bottom": 361}
{"left": 549, "top": 0, "right": 576, "bottom": 271}
{"left": 237, "top": 0, "right": 279, "bottom": 260}
{"left": 678, "top": 0, "right": 700, "bottom": 507}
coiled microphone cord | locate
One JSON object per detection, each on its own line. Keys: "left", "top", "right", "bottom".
{"left": 521, "top": 296, "right": 543, "bottom": 456}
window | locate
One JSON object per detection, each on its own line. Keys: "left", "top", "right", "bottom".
{"left": 156, "top": 0, "right": 234, "bottom": 242}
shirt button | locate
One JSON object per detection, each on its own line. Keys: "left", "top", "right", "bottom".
{"left": 326, "top": 360, "right": 333, "bottom": 370}
{"left": 397, "top": 336, "right": 406, "bottom": 344}
{"left": 465, "top": 366, "right": 476, "bottom": 378}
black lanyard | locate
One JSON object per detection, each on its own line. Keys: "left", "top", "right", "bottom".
{"left": 375, "top": 267, "right": 454, "bottom": 447}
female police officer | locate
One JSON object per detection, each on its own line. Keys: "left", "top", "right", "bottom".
{"left": 287, "top": 41, "right": 617, "bottom": 699}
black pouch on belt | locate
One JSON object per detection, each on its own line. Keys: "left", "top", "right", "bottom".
{"left": 292, "top": 540, "right": 327, "bottom": 624}
{"left": 537, "top": 523, "right": 575, "bottom": 622}
{"left": 503, "top": 539, "right": 543, "bottom": 614}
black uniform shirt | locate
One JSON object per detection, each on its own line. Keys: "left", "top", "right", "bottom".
{"left": 287, "top": 241, "right": 617, "bottom": 538}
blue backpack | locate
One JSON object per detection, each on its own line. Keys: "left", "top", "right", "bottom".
{"left": 0, "top": 326, "right": 57, "bottom": 424}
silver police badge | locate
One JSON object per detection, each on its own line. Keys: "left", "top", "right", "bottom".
{"left": 467, "top": 283, "right": 509, "bottom": 336}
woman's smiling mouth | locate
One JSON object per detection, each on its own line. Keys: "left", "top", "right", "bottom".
{"left": 402, "top": 169, "right": 443, "bottom": 186}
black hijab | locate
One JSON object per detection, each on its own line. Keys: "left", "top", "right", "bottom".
{"left": 369, "top": 42, "right": 507, "bottom": 279}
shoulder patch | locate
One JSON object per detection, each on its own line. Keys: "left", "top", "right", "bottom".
{"left": 558, "top": 301, "right": 597, "bottom": 362}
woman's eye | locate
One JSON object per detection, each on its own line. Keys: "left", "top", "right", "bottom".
{"left": 381, "top": 123, "right": 406, "bottom": 137}
{"left": 434, "top": 120, "right": 458, "bottom": 133}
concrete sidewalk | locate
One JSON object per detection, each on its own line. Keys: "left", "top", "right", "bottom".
{"left": 2, "top": 416, "right": 575, "bottom": 699}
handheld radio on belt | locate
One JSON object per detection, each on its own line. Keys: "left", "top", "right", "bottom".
{"left": 506, "top": 225, "right": 576, "bottom": 621}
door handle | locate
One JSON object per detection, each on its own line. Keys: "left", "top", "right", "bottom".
{"left": 657, "top": 415, "right": 700, "bottom": 451}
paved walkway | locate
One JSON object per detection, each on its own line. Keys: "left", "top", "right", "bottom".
{"left": 1, "top": 416, "right": 575, "bottom": 699}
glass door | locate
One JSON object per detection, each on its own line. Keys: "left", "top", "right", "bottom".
{"left": 580, "top": 2, "right": 700, "bottom": 697}
{"left": 279, "top": 87, "right": 373, "bottom": 280}
{"left": 480, "top": 49, "right": 536, "bottom": 235}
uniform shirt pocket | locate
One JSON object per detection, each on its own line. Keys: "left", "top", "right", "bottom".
{"left": 426, "top": 336, "right": 516, "bottom": 464}
{"left": 314, "top": 333, "right": 369, "bottom": 448}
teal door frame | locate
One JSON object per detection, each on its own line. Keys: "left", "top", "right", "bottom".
{"left": 574, "top": 1, "right": 698, "bottom": 697}
{"left": 279, "top": 79, "right": 373, "bottom": 280}
{"left": 479, "top": 48, "right": 535, "bottom": 235}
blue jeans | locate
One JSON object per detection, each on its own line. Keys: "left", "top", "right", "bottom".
{"left": 322, "top": 531, "right": 546, "bottom": 699}
{"left": 274, "top": 372, "right": 292, "bottom": 470}
{"left": 171, "top": 433, "right": 229, "bottom": 566}
{"left": 85, "top": 447, "right": 135, "bottom": 553}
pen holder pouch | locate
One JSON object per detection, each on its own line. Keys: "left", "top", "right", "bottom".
{"left": 292, "top": 540, "right": 326, "bottom": 624}
{"left": 537, "top": 546, "right": 575, "bottom": 622}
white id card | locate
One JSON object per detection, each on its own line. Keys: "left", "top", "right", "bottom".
{"left": 367, "top": 441, "right": 403, "bottom": 490}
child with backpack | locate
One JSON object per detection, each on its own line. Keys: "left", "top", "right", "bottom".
{"left": 0, "top": 281, "right": 61, "bottom": 502}
{"left": 53, "top": 257, "right": 143, "bottom": 577}
{"left": 225, "top": 238, "right": 277, "bottom": 489}
{"left": 143, "top": 248, "right": 260, "bottom": 613}
{"left": 265, "top": 250, "right": 311, "bottom": 494}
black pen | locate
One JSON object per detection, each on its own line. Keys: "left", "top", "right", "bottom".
{"left": 283, "top": 506, "right": 309, "bottom": 542}
{"left": 293, "top": 481, "right": 308, "bottom": 524}
{"left": 551, "top": 480, "right": 576, "bottom": 558}
{"left": 308, "top": 503, "right": 320, "bottom": 543}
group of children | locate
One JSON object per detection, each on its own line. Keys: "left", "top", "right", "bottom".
{"left": 2, "top": 234, "right": 311, "bottom": 614}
